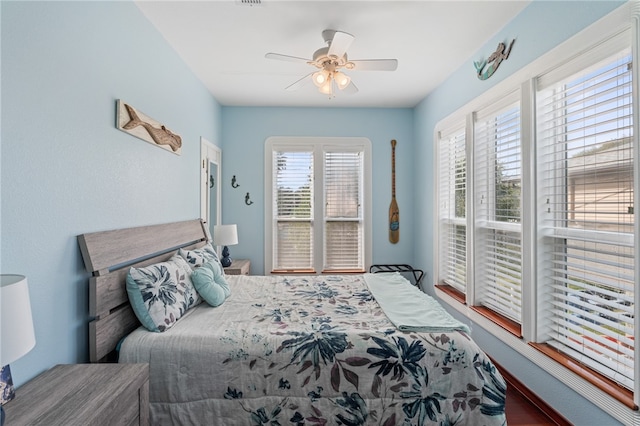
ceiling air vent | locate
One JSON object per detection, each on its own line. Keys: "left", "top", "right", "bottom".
{"left": 236, "top": 0, "right": 262, "bottom": 6}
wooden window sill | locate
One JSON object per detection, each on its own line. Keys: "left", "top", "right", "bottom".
{"left": 471, "top": 306, "right": 522, "bottom": 338}
{"left": 435, "top": 284, "right": 522, "bottom": 338}
{"left": 530, "top": 343, "right": 636, "bottom": 410}
{"left": 434, "top": 284, "right": 466, "bottom": 304}
{"left": 435, "top": 284, "right": 636, "bottom": 410}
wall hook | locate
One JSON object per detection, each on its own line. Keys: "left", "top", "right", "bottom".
{"left": 231, "top": 175, "right": 240, "bottom": 188}
{"left": 209, "top": 175, "right": 215, "bottom": 189}
{"left": 245, "top": 192, "right": 253, "bottom": 205}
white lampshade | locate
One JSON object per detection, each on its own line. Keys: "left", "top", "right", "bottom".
{"left": 312, "top": 70, "right": 329, "bottom": 87}
{"left": 319, "top": 79, "right": 333, "bottom": 95}
{"left": 334, "top": 71, "right": 351, "bottom": 90}
{"left": 1, "top": 275, "right": 36, "bottom": 366}
{"left": 213, "top": 224, "right": 238, "bottom": 247}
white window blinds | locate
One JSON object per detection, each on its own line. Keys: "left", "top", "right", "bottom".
{"left": 438, "top": 126, "right": 467, "bottom": 293}
{"left": 324, "top": 151, "right": 364, "bottom": 271}
{"left": 474, "top": 97, "right": 523, "bottom": 323}
{"left": 267, "top": 138, "right": 371, "bottom": 274}
{"left": 273, "top": 150, "right": 314, "bottom": 271}
{"left": 536, "top": 47, "right": 634, "bottom": 388}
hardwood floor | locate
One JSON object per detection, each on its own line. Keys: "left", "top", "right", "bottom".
{"left": 495, "top": 359, "right": 573, "bottom": 426}
{"left": 505, "top": 382, "right": 562, "bottom": 426}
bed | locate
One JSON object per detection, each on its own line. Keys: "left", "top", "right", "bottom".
{"left": 78, "top": 219, "right": 507, "bottom": 426}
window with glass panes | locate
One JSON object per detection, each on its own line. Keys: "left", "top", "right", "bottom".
{"left": 436, "top": 29, "right": 635, "bottom": 394}
{"left": 536, "top": 45, "right": 634, "bottom": 389}
{"left": 438, "top": 125, "right": 468, "bottom": 294}
{"left": 266, "top": 138, "right": 371, "bottom": 274}
{"left": 474, "top": 95, "right": 523, "bottom": 324}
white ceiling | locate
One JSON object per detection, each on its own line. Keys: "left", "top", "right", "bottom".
{"left": 135, "top": 0, "right": 530, "bottom": 108}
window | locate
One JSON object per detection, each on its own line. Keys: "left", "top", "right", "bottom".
{"left": 438, "top": 124, "right": 467, "bottom": 294}
{"left": 273, "top": 150, "right": 314, "bottom": 271}
{"left": 536, "top": 46, "right": 634, "bottom": 388}
{"left": 435, "top": 18, "right": 636, "bottom": 413}
{"left": 474, "top": 96, "right": 523, "bottom": 324}
{"left": 265, "top": 137, "right": 372, "bottom": 274}
{"left": 324, "top": 151, "right": 365, "bottom": 271}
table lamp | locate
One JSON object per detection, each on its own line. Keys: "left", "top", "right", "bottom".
{"left": 1, "top": 275, "right": 36, "bottom": 426}
{"left": 213, "top": 224, "right": 238, "bottom": 267}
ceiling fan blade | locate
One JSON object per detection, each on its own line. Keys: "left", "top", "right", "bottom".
{"left": 327, "top": 31, "right": 354, "bottom": 58}
{"left": 350, "top": 59, "right": 398, "bottom": 71}
{"left": 265, "top": 53, "right": 310, "bottom": 64}
{"left": 285, "top": 73, "right": 313, "bottom": 91}
{"left": 342, "top": 80, "right": 359, "bottom": 95}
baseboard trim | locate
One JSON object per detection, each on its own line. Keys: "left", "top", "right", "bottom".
{"left": 491, "top": 358, "right": 573, "bottom": 426}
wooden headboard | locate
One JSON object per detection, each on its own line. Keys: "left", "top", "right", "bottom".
{"left": 78, "top": 219, "right": 210, "bottom": 362}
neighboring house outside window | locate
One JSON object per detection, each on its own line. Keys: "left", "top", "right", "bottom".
{"left": 265, "top": 137, "right": 372, "bottom": 274}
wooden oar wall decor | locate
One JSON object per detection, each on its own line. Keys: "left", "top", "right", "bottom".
{"left": 389, "top": 139, "right": 399, "bottom": 243}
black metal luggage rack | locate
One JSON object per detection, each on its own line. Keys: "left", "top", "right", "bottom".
{"left": 369, "top": 264, "right": 424, "bottom": 287}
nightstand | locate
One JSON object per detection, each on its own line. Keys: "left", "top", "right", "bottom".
{"left": 224, "top": 258, "right": 250, "bottom": 275}
{"left": 4, "top": 363, "right": 149, "bottom": 425}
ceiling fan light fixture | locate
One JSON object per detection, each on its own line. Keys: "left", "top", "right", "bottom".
{"left": 266, "top": 29, "right": 397, "bottom": 98}
{"left": 334, "top": 71, "right": 351, "bottom": 90}
{"left": 318, "top": 79, "right": 333, "bottom": 96}
{"left": 312, "top": 70, "right": 329, "bottom": 87}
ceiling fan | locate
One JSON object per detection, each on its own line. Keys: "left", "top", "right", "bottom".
{"left": 265, "top": 29, "right": 398, "bottom": 98}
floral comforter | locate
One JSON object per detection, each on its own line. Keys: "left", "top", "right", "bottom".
{"left": 119, "top": 274, "right": 506, "bottom": 426}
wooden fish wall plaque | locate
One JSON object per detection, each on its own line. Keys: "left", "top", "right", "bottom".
{"left": 116, "top": 100, "right": 182, "bottom": 155}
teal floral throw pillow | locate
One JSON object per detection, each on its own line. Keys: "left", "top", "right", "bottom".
{"left": 126, "top": 254, "right": 200, "bottom": 332}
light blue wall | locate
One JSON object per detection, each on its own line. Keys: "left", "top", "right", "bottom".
{"left": 0, "top": 0, "right": 631, "bottom": 423}
{"left": 1, "top": 1, "right": 221, "bottom": 385}
{"left": 413, "top": 1, "right": 626, "bottom": 425}
{"left": 221, "top": 107, "right": 414, "bottom": 274}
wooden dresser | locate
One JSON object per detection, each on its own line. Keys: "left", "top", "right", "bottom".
{"left": 4, "top": 363, "right": 149, "bottom": 425}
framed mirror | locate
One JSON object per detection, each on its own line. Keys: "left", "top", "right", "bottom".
{"left": 200, "top": 137, "right": 222, "bottom": 240}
